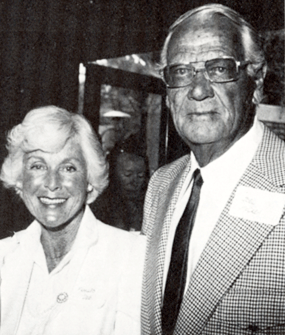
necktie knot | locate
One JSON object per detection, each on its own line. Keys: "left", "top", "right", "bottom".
{"left": 193, "top": 168, "right": 203, "bottom": 188}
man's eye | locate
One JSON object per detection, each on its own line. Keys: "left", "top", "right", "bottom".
{"left": 172, "top": 67, "right": 190, "bottom": 76}
{"left": 216, "top": 66, "right": 227, "bottom": 73}
{"left": 209, "top": 66, "right": 228, "bottom": 75}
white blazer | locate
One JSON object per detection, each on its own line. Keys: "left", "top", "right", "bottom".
{"left": 0, "top": 206, "right": 146, "bottom": 335}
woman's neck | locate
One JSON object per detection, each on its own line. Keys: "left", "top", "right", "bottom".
{"left": 40, "top": 218, "right": 81, "bottom": 273}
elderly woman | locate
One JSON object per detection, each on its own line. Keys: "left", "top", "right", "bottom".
{"left": 0, "top": 106, "right": 145, "bottom": 335}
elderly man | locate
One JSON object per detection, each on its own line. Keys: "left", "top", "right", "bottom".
{"left": 141, "top": 4, "right": 285, "bottom": 335}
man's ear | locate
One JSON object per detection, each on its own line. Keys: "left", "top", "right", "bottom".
{"left": 254, "top": 63, "right": 267, "bottom": 87}
{"left": 252, "top": 62, "right": 267, "bottom": 104}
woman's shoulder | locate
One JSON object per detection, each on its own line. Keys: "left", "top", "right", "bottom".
{"left": 0, "top": 236, "right": 15, "bottom": 250}
{"left": 0, "top": 223, "right": 38, "bottom": 262}
{"left": 96, "top": 219, "right": 145, "bottom": 249}
{"left": 94, "top": 218, "right": 145, "bottom": 264}
{"left": 0, "top": 233, "right": 23, "bottom": 262}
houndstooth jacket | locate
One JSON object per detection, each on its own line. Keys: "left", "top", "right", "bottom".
{"left": 141, "top": 126, "right": 285, "bottom": 335}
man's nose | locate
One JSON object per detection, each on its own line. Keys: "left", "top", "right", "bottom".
{"left": 187, "top": 72, "right": 214, "bottom": 101}
{"left": 44, "top": 170, "right": 61, "bottom": 191}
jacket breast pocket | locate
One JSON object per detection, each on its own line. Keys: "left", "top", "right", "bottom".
{"left": 206, "top": 289, "right": 285, "bottom": 334}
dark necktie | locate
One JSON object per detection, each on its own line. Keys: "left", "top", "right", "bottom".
{"left": 162, "top": 168, "right": 203, "bottom": 335}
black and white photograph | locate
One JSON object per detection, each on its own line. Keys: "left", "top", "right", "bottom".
{"left": 0, "top": 0, "right": 284, "bottom": 334}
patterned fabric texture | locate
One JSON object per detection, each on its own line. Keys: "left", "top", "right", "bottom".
{"left": 141, "top": 125, "right": 285, "bottom": 335}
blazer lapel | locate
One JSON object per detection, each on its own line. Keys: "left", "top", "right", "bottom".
{"left": 175, "top": 152, "right": 285, "bottom": 334}
{"left": 144, "top": 157, "right": 191, "bottom": 334}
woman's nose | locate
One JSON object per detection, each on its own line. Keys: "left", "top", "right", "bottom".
{"left": 133, "top": 175, "right": 144, "bottom": 186}
{"left": 44, "top": 170, "right": 61, "bottom": 191}
{"left": 187, "top": 72, "right": 214, "bottom": 101}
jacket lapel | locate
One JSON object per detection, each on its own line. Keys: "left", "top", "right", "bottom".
{"left": 175, "top": 129, "right": 285, "bottom": 334}
{"left": 144, "top": 156, "right": 191, "bottom": 334}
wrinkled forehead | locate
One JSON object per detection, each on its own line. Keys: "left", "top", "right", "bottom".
{"left": 167, "top": 12, "right": 244, "bottom": 62}
{"left": 23, "top": 123, "right": 73, "bottom": 153}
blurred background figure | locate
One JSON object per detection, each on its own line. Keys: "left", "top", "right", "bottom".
{"left": 91, "top": 135, "right": 148, "bottom": 232}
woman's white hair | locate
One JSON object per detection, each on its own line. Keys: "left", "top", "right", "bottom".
{"left": 0, "top": 105, "right": 108, "bottom": 204}
{"left": 159, "top": 4, "right": 267, "bottom": 104}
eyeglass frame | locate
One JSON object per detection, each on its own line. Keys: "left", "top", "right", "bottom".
{"left": 160, "top": 56, "right": 251, "bottom": 88}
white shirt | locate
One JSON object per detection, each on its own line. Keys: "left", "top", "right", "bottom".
{"left": 163, "top": 117, "right": 264, "bottom": 294}
{"left": 17, "top": 219, "right": 90, "bottom": 335}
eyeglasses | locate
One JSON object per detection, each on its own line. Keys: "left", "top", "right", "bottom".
{"left": 161, "top": 57, "right": 250, "bottom": 88}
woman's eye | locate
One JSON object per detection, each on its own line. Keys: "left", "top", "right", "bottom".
{"left": 63, "top": 166, "right": 76, "bottom": 172}
{"left": 30, "top": 164, "right": 45, "bottom": 170}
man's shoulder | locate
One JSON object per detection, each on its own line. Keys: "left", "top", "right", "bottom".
{"left": 250, "top": 125, "right": 285, "bottom": 186}
{"left": 259, "top": 125, "right": 285, "bottom": 163}
{"left": 152, "top": 154, "right": 190, "bottom": 181}
{"left": 144, "top": 154, "right": 190, "bottom": 200}
{"left": 262, "top": 125, "right": 285, "bottom": 153}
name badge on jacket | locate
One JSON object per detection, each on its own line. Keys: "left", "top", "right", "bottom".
{"left": 229, "top": 186, "right": 285, "bottom": 225}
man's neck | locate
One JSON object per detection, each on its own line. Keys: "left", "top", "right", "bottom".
{"left": 189, "top": 104, "right": 256, "bottom": 167}
{"left": 190, "top": 125, "right": 253, "bottom": 167}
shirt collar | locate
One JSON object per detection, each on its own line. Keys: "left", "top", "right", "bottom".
{"left": 70, "top": 205, "right": 99, "bottom": 251}
{"left": 191, "top": 116, "right": 264, "bottom": 182}
{"left": 17, "top": 205, "right": 99, "bottom": 263}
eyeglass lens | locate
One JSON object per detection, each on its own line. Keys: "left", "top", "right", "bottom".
{"left": 164, "top": 58, "right": 239, "bottom": 87}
